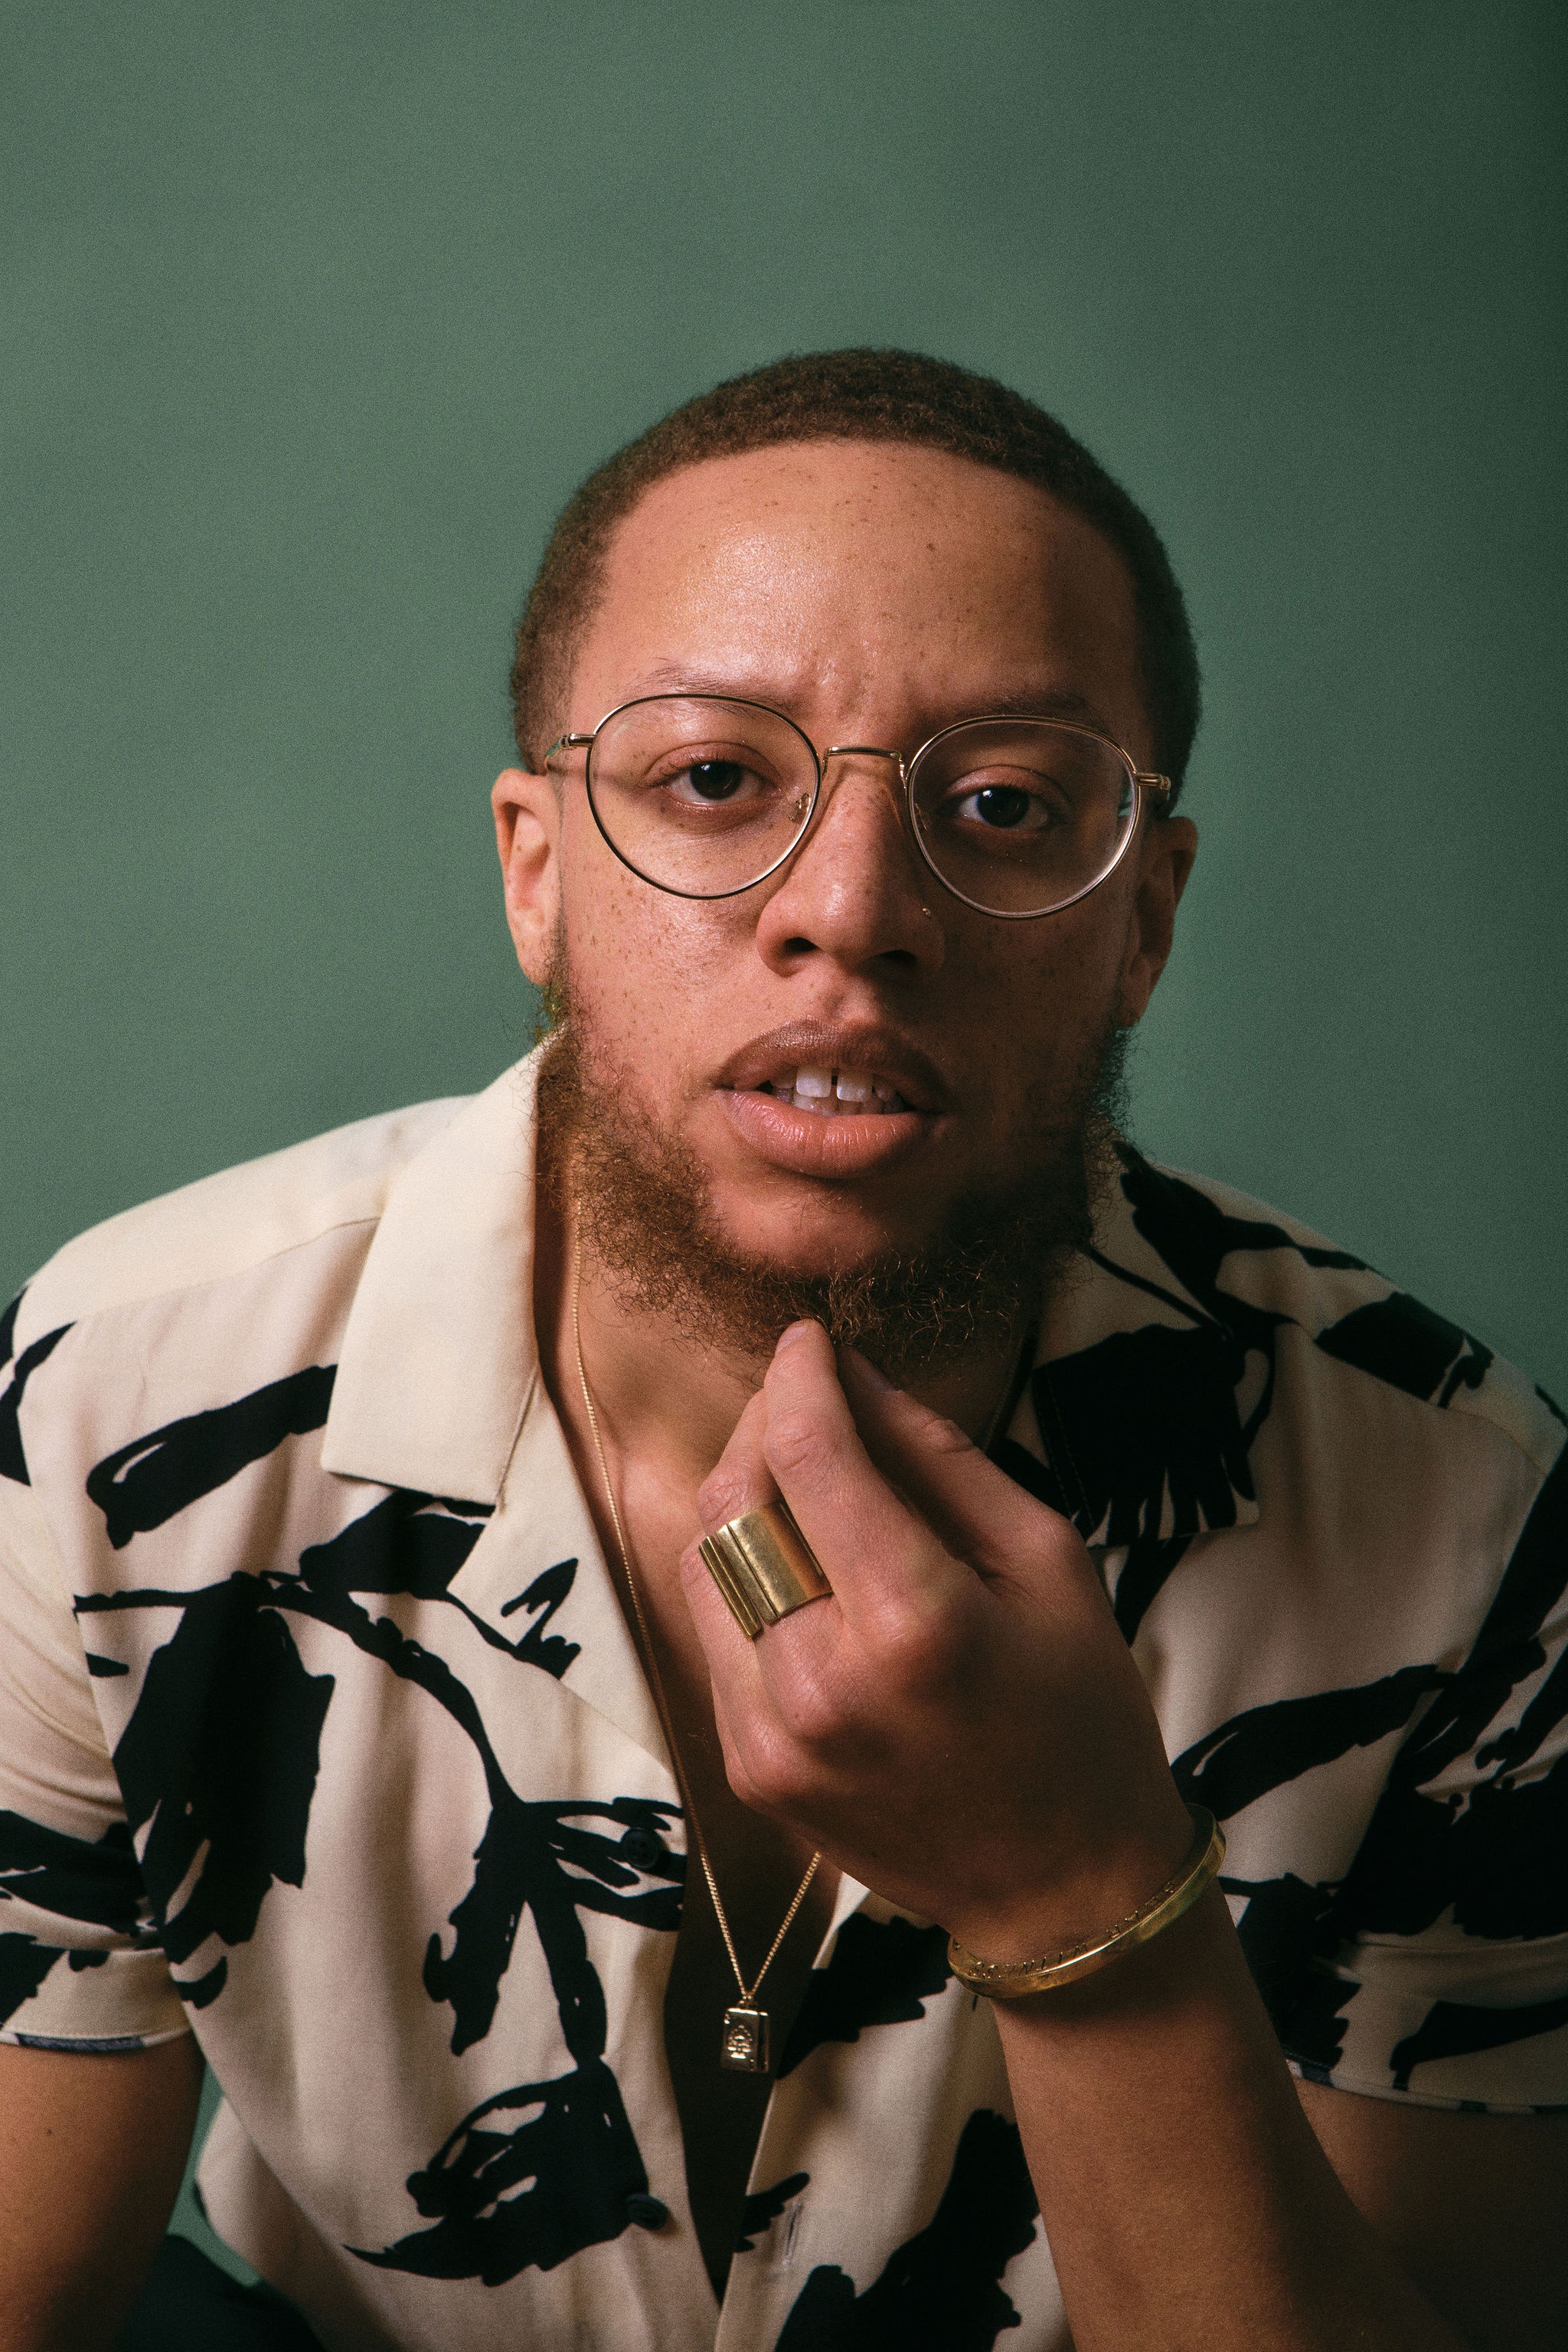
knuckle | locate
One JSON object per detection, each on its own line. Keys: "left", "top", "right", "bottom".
{"left": 737, "top": 1723, "right": 808, "bottom": 1814}
{"left": 910, "top": 1401, "right": 976, "bottom": 1459}
{"left": 697, "top": 1463, "right": 756, "bottom": 1528}
{"left": 764, "top": 1406, "right": 832, "bottom": 1482}
{"left": 866, "top": 1596, "right": 954, "bottom": 1694}
{"left": 774, "top": 1655, "right": 844, "bottom": 1750}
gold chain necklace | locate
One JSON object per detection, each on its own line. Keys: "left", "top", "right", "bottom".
{"left": 570, "top": 1252, "right": 821, "bottom": 2076}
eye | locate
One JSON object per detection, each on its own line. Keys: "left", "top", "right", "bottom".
{"left": 967, "top": 784, "right": 1034, "bottom": 830}
{"left": 648, "top": 753, "right": 787, "bottom": 811}
{"left": 946, "top": 779, "right": 1062, "bottom": 833}
{"left": 669, "top": 759, "right": 750, "bottom": 803}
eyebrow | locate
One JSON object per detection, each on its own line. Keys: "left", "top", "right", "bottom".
{"left": 617, "top": 665, "right": 1122, "bottom": 744}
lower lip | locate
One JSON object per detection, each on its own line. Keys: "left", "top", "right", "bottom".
{"left": 717, "top": 1086, "right": 936, "bottom": 1177}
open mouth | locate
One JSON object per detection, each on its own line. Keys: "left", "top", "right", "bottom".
{"left": 753, "top": 1066, "right": 913, "bottom": 1117}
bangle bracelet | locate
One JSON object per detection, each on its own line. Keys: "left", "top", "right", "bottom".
{"left": 947, "top": 1805, "right": 1225, "bottom": 1998}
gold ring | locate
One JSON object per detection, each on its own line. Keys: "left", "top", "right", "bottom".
{"left": 699, "top": 1500, "right": 833, "bottom": 1639}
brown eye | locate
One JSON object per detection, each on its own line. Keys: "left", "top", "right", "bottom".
{"left": 682, "top": 760, "right": 747, "bottom": 802}
{"left": 972, "top": 785, "right": 1034, "bottom": 829}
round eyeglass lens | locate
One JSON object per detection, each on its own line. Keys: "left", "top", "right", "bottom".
{"left": 908, "top": 720, "right": 1139, "bottom": 916}
{"left": 586, "top": 697, "right": 818, "bottom": 899}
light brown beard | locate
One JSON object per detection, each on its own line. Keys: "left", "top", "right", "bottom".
{"left": 537, "top": 982, "right": 1127, "bottom": 1385}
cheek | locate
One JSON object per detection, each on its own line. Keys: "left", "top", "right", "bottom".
{"left": 559, "top": 850, "right": 740, "bottom": 1073}
{"left": 956, "top": 899, "right": 1132, "bottom": 1052}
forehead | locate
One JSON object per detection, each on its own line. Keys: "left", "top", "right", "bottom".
{"left": 573, "top": 439, "right": 1147, "bottom": 751}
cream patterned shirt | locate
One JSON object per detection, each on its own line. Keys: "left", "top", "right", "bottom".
{"left": 2, "top": 1052, "right": 1564, "bottom": 2351}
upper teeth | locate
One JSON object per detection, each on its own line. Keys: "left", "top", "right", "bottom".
{"left": 766, "top": 1066, "right": 907, "bottom": 1113}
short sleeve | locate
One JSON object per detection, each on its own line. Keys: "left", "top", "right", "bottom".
{"left": 1280, "top": 1439, "right": 1568, "bottom": 2114}
{"left": 0, "top": 1475, "right": 190, "bottom": 2050}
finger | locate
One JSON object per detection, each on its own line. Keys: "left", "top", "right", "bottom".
{"left": 677, "top": 1524, "right": 768, "bottom": 1677}
{"left": 838, "top": 1349, "right": 1083, "bottom": 1596}
{"left": 754, "top": 1321, "right": 957, "bottom": 1618}
{"left": 694, "top": 1385, "right": 777, "bottom": 1536}
{"left": 675, "top": 1533, "right": 816, "bottom": 1821}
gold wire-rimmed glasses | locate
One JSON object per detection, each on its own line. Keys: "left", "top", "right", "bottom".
{"left": 545, "top": 694, "right": 1170, "bottom": 920}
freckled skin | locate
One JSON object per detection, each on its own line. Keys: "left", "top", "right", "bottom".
{"left": 494, "top": 441, "right": 1196, "bottom": 1283}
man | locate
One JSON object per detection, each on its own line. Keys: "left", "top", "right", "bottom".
{"left": 0, "top": 351, "right": 1563, "bottom": 2352}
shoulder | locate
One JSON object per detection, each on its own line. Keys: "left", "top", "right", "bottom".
{"left": 1113, "top": 1148, "right": 1563, "bottom": 1483}
{"left": 8, "top": 1094, "right": 472, "bottom": 1356}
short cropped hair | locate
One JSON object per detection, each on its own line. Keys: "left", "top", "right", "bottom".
{"left": 509, "top": 348, "right": 1200, "bottom": 801}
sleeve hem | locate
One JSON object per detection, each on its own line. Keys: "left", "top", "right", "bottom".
{"left": 1288, "top": 2059, "right": 1568, "bottom": 2117}
{"left": 2, "top": 2020, "right": 193, "bottom": 2053}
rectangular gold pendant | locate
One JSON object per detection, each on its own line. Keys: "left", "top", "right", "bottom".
{"left": 720, "top": 2002, "right": 770, "bottom": 2073}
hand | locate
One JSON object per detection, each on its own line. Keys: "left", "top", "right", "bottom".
{"left": 680, "top": 1320, "right": 1194, "bottom": 1959}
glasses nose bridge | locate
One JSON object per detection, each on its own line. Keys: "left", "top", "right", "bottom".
{"left": 819, "top": 741, "right": 908, "bottom": 781}
{"left": 813, "top": 740, "right": 912, "bottom": 827}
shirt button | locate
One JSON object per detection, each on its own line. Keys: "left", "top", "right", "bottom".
{"left": 622, "top": 1829, "right": 663, "bottom": 1867}
{"left": 626, "top": 2193, "right": 669, "bottom": 2231}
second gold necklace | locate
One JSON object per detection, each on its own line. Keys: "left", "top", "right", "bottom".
{"left": 570, "top": 1251, "right": 822, "bottom": 2075}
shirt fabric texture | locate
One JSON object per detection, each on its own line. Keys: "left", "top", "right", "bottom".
{"left": 2, "top": 1050, "right": 1564, "bottom": 2352}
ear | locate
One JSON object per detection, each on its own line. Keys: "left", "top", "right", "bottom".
{"left": 492, "top": 766, "right": 561, "bottom": 987}
{"left": 1115, "top": 813, "right": 1197, "bottom": 1027}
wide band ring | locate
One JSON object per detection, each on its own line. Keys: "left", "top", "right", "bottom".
{"left": 699, "top": 1500, "right": 833, "bottom": 1640}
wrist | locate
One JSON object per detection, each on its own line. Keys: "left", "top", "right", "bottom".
{"left": 949, "top": 1806, "right": 1224, "bottom": 1998}
{"left": 942, "top": 1788, "right": 1198, "bottom": 1966}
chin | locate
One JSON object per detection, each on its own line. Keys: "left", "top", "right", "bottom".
{"left": 701, "top": 1178, "right": 947, "bottom": 1279}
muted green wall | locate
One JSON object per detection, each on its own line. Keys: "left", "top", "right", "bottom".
{"left": 5, "top": 2, "right": 1566, "bottom": 1414}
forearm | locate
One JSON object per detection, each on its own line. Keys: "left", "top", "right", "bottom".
{"left": 991, "top": 1886, "right": 1462, "bottom": 2352}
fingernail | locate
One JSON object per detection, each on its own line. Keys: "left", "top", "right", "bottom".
{"left": 846, "top": 1348, "right": 893, "bottom": 1391}
{"left": 776, "top": 1320, "right": 818, "bottom": 1351}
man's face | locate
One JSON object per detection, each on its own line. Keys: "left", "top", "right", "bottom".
{"left": 495, "top": 440, "right": 1194, "bottom": 1304}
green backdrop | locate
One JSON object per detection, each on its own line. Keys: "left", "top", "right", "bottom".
{"left": 2, "top": 0, "right": 1565, "bottom": 2288}
{"left": 5, "top": 0, "right": 1565, "bottom": 1416}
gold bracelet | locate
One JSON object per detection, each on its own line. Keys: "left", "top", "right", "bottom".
{"left": 947, "top": 1805, "right": 1225, "bottom": 1998}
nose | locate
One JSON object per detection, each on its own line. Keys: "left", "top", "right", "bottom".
{"left": 751, "top": 749, "right": 944, "bottom": 980}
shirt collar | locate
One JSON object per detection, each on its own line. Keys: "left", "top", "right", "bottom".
{"left": 321, "top": 1055, "right": 543, "bottom": 1504}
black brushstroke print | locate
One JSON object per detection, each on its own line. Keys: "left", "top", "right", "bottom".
{"left": 179, "top": 1954, "right": 230, "bottom": 2009}
{"left": 1106, "top": 1535, "right": 1194, "bottom": 1643}
{"left": 778, "top": 1914, "right": 952, "bottom": 2079}
{"left": 1117, "top": 1148, "right": 1367, "bottom": 1302}
{"left": 995, "top": 1439, "right": 1196, "bottom": 1642}
{"left": 0, "top": 1292, "right": 18, "bottom": 1372}
{"left": 1315, "top": 1294, "right": 1492, "bottom": 1406}
{"left": 1172, "top": 1667, "right": 1449, "bottom": 1822}
{"left": 298, "top": 1494, "right": 576, "bottom": 1679}
{"left": 1390, "top": 1992, "right": 1568, "bottom": 2093}
{"left": 0, "top": 1932, "right": 64, "bottom": 2024}
{"left": 0, "top": 1810, "right": 146, "bottom": 1936}
{"left": 737, "top": 2172, "right": 810, "bottom": 2254}
{"left": 1277, "top": 1966, "right": 1362, "bottom": 2077}
{"left": 86, "top": 1365, "right": 338, "bottom": 1548}
{"left": 108, "top": 1578, "right": 334, "bottom": 1968}
{"left": 0, "top": 1324, "right": 70, "bottom": 1485}
{"left": 421, "top": 1795, "right": 681, "bottom": 2056}
{"left": 1223, "top": 1871, "right": 1346, "bottom": 2047}
{"left": 1334, "top": 1446, "right": 1568, "bottom": 1943}
{"left": 354, "top": 2060, "right": 652, "bottom": 2283}
{"left": 83, "top": 1489, "right": 684, "bottom": 2282}
{"left": 776, "top": 2109, "right": 1038, "bottom": 2350}
{"left": 1029, "top": 1325, "right": 1253, "bottom": 1545}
